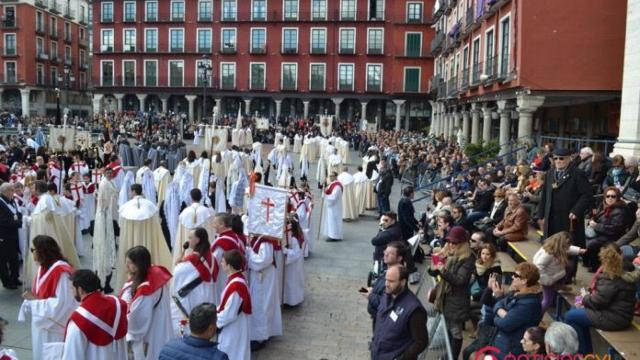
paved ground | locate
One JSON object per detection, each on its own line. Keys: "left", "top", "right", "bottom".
{"left": 0, "top": 147, "right": 412, "bottom": 360}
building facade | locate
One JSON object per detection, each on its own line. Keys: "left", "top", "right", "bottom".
{"left": 0, "top": 0, "right": 91, "bottom": 118}
{"left": 91, "top": 0, "right": 435, "bottom": 130}
{"left": 429, "top": 0, "right": 626, "bottom": 153}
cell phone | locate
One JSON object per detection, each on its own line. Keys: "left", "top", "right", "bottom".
{"left": 432, "top": 255, "right": 444, "bottom": 267}
{"left": 358, "top": 287, "right": 368, "bottom": 293}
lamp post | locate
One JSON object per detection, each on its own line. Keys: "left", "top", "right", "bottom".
{"left": 57, "top": 65, "right": 75, "bottom": 126}
{"left": 198, "top": 54, "right": 212, "bottom": 124}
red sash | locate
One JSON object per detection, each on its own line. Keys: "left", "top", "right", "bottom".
{"left": 33, "top": 260, "right": 73, "bottom": 299}
{"left": 120, "top": 265, "right": 172, "bottom": 303}
{"left": 67, "top": 292, "right": 128, "bottom": 346}
{"left": 184, "top": 252, "right": 213, "bottom": 282}
{"left": 217, "top": 272, "right": 252, "bottom": 315}
{"left": 106, "top": 162, "right": 122, "bottom": 178}
{"left": 210, "top": 231, "right": 245, "bottom": 282}
{"left": 325, "top": 181, "right": 343, "bottom": 195}
{"left": 84, "top": 182, "right": 96, "bottom": 194}
{"left": 250, "top": 236, "right": 281, "bottom": 268}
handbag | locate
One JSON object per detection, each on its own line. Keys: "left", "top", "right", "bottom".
{"left": 585, "top": 225, "right": 596, "bottom": 239}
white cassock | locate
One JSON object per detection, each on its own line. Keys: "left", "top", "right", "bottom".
{"left": 115, "top": 196, "right": 173, "bottom": 290}
{"left": 197, "top": 159, "right": 212, "bottom": 207}
{"left": 303, "top": 193, "right": 315, "bottom": 257}
{"left": 246, "top": 238, "right": 282, "bottom": 341}
{"left": 293, "top": 134, "right": 302, "bottom": 153}
{"left": 135, "top": 166, "right": 150, "bottom": 184}
{"left": 251, "top": 142, "right": 263, "bottom": 171}
{"left": 316, "top": 155, "right": 327, "bottom": 185}
{"left": 153, "top": 166, "right": 171, "bottom": 205}
{"left": 353, "top": 171, "right": 368, "bottom": 216}
{"left": 57, "top": 195, "right": 83, "bottom": 258}
{"left": 226, "top": 151, "right": 241, "bottom": 200}
{"left": 283, "top": 235, "right": 305, "bottom": 306}
{"left": 93, "top": 177, "right": 118, "bottom": 283}
{"left": 328, "top": 153, "right": 342, "bottom": 176}
{"left": 178, "top": 171, "right": 194, "bottom": 207}
{"left": 164, "top": 181, "right": 182, "bottom": 251}
{"left": 81, "top": 181, "right": 96, "bottom": 230}
{"left": 0, "top": 349, "right": 18, "bottom": 359}
{"left": 184, "top": 159, "right": 201, "bottom": 190}
{"left": 299, "top": 141, "right": 310, "bottom": 180}
{"left": 118, "top": 171, "right": 135, "bottom": 208}
{"left": 173, "top": 203, "right": 216, "bottom": 263}
{"left": 18, "top": 261, "right": 77, "bottom": 360}
{"left": 321, "top": 181, "right": 343, "bottom": 240}
{"left": 62, "top": 293, "right": 128, "bottom": 360}
{"left": 338, "top": 171, "right": 358, "bottom": 221}
{"left": 170, "top": 253, "right": 215, "bottom": 336}
{"left": 140, "top": 168, "right": 157, "bottom": 203}
{"left": 211, "top": 154, "right": 227, "bottom": 214}
{"left": 120, "top": 266, "right": 174, "bottom": 360}
{"left": 365, "top": 170, "right": 379, "bottom": 210}
{"left": 216, "top": 273, "right": 251, "bottom": 360}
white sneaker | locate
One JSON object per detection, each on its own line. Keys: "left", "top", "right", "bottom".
{"left": 409, "top": 272, "right": 420, "bottom": 285}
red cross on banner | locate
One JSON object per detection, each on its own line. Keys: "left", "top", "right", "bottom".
{"left": 261, "top": 197, "right": 275, "bottom": 223}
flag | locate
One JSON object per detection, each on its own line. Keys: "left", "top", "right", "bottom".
{"left": 320, "top": 115, "right": 333, "bottom": 137}
{"left": 247, "top": 184, "right": 289, "bottom": 239}
{"left": 256, "top": 117, "right": 269, "bottom": 130}
{"left": 236, "top": 107, "right": 242, "bottom": 129}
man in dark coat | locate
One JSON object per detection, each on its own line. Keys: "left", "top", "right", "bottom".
{"left": 537, "top": 148, "right": 593, "bottom": 248}
{"left": 0, "top": 183, "right": 22, "bottom": 289}
{"left": 375, "top": 162, "right": 394, "bottom": 216}
{"left": 370, "top": 212, "right": 403, "bottom": 263}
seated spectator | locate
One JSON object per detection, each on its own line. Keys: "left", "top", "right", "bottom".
{"left": 474, "top": 188, "right": 507, "bottom": 236}
{"left": 520, "top": 326, "right": 546, "bottom": 356}
{"left": 533, "top": 232, "right": 586, "bottom": 313}
{"left": 452, "top": 204, "right": 472, "bottom": 231}
{"left": 577, "top": 147, "right": 593, "bottom": 176}
{"left": 370, "top": 212, "right": 402, "bottom": 264}
{"left": 466, "top": 179, "right": 496, "bottom": 223}
{"left": 616, "top": 207, "right": 640, "bottom": 262}
{"left": 493, "top": 194, "right": 530, "bottom": 250}
{"left": 514, "top": 164, "right": 532, "bottom": 194}
{"left": 159, "top": 303, "right": 229, "bottom": 360}
{"left": 469, "top": 231, "right": 491, "bottom": 258}
{"left": 588, "top": 152, "right": 608, "bottom": 192}
{"left": 430, "top": 210, "right": 454, "bottom": 249}
{"left": 531, "top": 143, "right": 553, "bottom": 172}
{"left": 469, "top": 243, "right": 502, "bottom": 328}
{"left": 564, "top": 245, "right": 637, "bottom": 354}
{"left": 602, "top": 154, "right": 630, "bottom": 191}
{"left": 544, "top": 322, "right": 579, "bottom": 357}
{"left": 521, "top": 171, "right": 545, "bottom": 221}
{"left": 585, "top": 187, "right": 628, "bottom": 272}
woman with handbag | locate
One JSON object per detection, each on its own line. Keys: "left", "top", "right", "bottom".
{"left": 428, "top": 226, "right": 475, "bottom": 360}
{"left": 584, "top": 187, "right": 628, "bottom": 272}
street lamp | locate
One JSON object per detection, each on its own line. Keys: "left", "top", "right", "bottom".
{"left": 198, "top": 54, "right": 212, "bottom": 124}
{"left": 57, "top": 65, "right": 75, "bottom": 125}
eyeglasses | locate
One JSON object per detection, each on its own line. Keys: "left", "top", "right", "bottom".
{"left": 606, "top": 195, "right": 618, "bottom": 199}
{"left": 553, "top": 157, "right": 566, "bottom": 160}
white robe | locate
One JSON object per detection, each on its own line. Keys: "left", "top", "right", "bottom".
{"left": 62, "top": 321, "right": 128, "bottom": 360}
{"left": 173, "top": 203, "right": 216, "bottom": 263}
{"left": 118, "top": 171, "right": 135, "bottom": 208}
{"left": 293, "top": 134, "right": 302, "bottom": 153}
{"left": 80, "top": 181, "right": 96, "bottom": 230}
{"left": 121, "top": 284, "right": 174, "bottom": 360}
{"left": 93, "top": 178, "right": 118, "bottom": 282}
{"left": 216, "top": 284, "right": 250, "bottom": 360}
{"left": 283, "top": 236, "right": 304, "bottom": 306}
{"left": 246, "top": 241, "right": 283, "bottom": 341}
{"left": 163, "top": 181, "right": 182, "bottom": 251}
{"left": 338, "top": 172, "right": 358, "bottom": 221}
{"left": 170, "top": 261, "right": 215, "bottom": 336}
{"left": 153, "top": 167, "right": 171, "bottom": 205}
{"left": 321, "top": 183, "right": 343, "bottom": 240}
{"left": 141, "top": 168, "right": 157, "bottom": 204}
{"left": 353, "top": 171, "right": 368, "bottom": 216}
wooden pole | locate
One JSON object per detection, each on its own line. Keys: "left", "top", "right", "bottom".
{"left": 315, "top": 183, "right": 326, "bottom": 243}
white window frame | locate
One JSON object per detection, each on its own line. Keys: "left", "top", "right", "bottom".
{"left": 101, "top": 1, "right": 114, "bottom": 22}
{"left": 50, "top": 41, "right": 58, "bottom": 59}
{"left": 281, "top": 27, "right": 299, "bottom": 53}
{"left": 250, "top": 27, "right": 267, "bottom": 50}
{"left": 366, "top": 27, "right": 384, "bottom": 53}
{"left": 4, "top": 61, "right": 16, "bottom": 83}
{"left": 122, "top": 59, "right": 137, "bottom": 86}
{"left": 309, "top": 62, "right": 326, "bottom": 91}
{"left": 365, "top": 63, "right": 383, "bottom": 92}
{"left": 282, "top": 0, "right": 299, "bottom": 20}
{"left": 311, "top": 0, "right": 327, "bottom": 20}
{"left": 310, "top": 27, "right": 327, "bottom": 53}
{"left": 100, "top": 29, "right": 114, "bottom": 51}
{"left": 79, "top": 49, "right": 86, "bottom": 66}
{"left": 144, "top": 28, "right": 158, "bottom": 51}
{"left": 471, "top": 34, "right": 481, "bottom": 66}
{"left": 221, "top": 27, "right": 237, "bottom": 51}
{"left": 123, "top": 1, "right": 136, "bottom": 21}
{"left": 198, "top": 0, "right": 213, "bottom": 21}
{"left": 170, "top": 0, "right": 185, "bottom": 21}
{"left": 196, "top": 28, "right": 213, "bottom": 52}
{"left": 100, "top": 60, "right": 114, "bottom": 86}
{"left": 339, "top": 27, "right": 356, "bottom": 53}
{"left": 251, "top": 0, "right": 267, "bottom": 20}
{"left": 483, "top": 25, "right": 495, "bottom": 68}
{"left": 404, "top": 31, "right": 422, "bottom": 57}
{"left": 337, "top": 62, "right": 355, "bottom": 91}
{"left": 36, "top": 63, "right": 45, "bottom": 85}
{"left": 368, "top": 0, "right": 385, "bottom": 20}
{"left": 249, "top": 62, "right": 266, "bottom": 89}
{"left": 169, "top": 27, "right": 185, "bottom": 52}
{"left": 498, "top": 13, "right": 511, "bottom": 76}
{"left": 122, "top": 28, "right": 136, "bottom": 52}
{"left": 144, "top": 59, "right": 158, "bottom": 86}
{"left": 462, "top": 45, "right": 469, "bottom": 69}
{"left": 195, "top": 58, "right": 213, "bottom": 86}
{"left": 220, "top": 61, "right": 237, "bottom": 88}
{"left": 280, "top": 62, "right": 298, "bottom": 90}
{"left": 403, "top": 66, "right": 421, "bottom": 92}
{"left": 405, "top": 1, "right": 423, "bottom": 22}
{"left": 36, "top": 37, "right": 44, "bottom": 56}
{"left": 339, "top": 0, "right": 357, "bottom": 20}
{"left": 221, "top": 0, "right": 238, "bottom": 21}
{"left": 168, "top": 60, "right": 185, "bottom": 87}
{"left": 145, "top": 0, "right": 158, "bottom": 21}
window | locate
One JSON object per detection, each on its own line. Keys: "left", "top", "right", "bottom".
{"left": 499, "top": 16, "right": 510, "bottom": 76}
{"left": 251, "top": 28, "right": 266, "bottom": 53}
{"left": 461, "top": 46, "right": 469, "bottom": 86}
{"left": 311, "top": 0, "right": 327, "bottom": 20}
{"left": 169, "top": 60, "right": 184, "bottom": 86}
{"left": 36, "top": 37, "right": 45, "bottom": 57}
{"left": 123, "top": 1, "right": 136, "bottom": 22}
{"left": 222, "top": 0, "right": 237, "bottom": 21}
{"left": 79, "top": 5, "right": 86, "bottom": 23}
{"left": 340, "top": 0, "right": 356, "bottom": 20}
{"left": 198, "top": 29, "right": 212, "bottom": 53}
{"left": 282, "top": 28, "right": 298, "bottom": 54}
{"left": 101, "top": 29, "right": 113, "bottom": 52}
{"left": 367, "top": 28, "right": 383, "bottom": 54}
{"left": 5, "top": 62, "right": 16, "bottom": 83}
{"left": 123, "top": 60, "right": 136, "bottom": 86}
{"left": 171, "top": 1, "right": 185, "bottom": 21}
{"left": 64, "top": 22, "right": 71, "bottom": 41}
{"left": 145, "top": 29, "right": 157, "bottom": 52}
{"left": 485, "top": 28, "right": 495, "bottom": 76}
{"left": 471, "top": 37, "right": 480, "bottom": 83}
{"left": 404, "top": 67, "right": 420, "bottom": 92}
{"left": 51, "top": 41, "right": 58, "bottom": 60}
{"left": 196, "top": 58, "right": 212, "bottom": 86}
{"left": 284, "top": 0, "right": 298, "bottom": 21}
{"left": 50, "top": 17, "right": 58, "bottom": 37}
{"left": 101, "top": 61, "right": 114, "bottom": 86}
{"left": 369, "top": 0, "right": 384, "bottom": 20}
{"left": 101, "top": 2, "right": 113, "bottom": 22}
{"left": 79, "top": 49, "right": 86, "bottom": 67}
{"left": 51, "top": 67, "right": 58, "bottom": 86}
{"left": 198, "top": 0, "right": 212, "bottom": 21}
{"left": 79, "top": 28, "right": 85, "bottom": 41}
{"left": 407, "top": 2, "right": 422, "bottom": 23}
{"left": 124, "top": 29, "right": 136, "bottom": 52}
{"left": 339, "top": 28, "right": 355, "bottom": 54}
{"left": 221, "top": 28, "right": 237, "bottom": 53}
{"left": 367, "top": 64, "right": 382, "bottom": 91}
{"left": 36, "top": 11, "right": 44, "bottom": 32}
{"left": 145, "top": 1, "right": 158, "bottom": 21}
{"left": 252, "top": 0, "right": 266, "bottom": 20}
{"left": 405, "top": 32, "right": 421, "bottom": 57}
{"left": 221, "top": 62, "right": 236, "bottom": 89}
{"left": 170, "top": 29, "right": 184, "bottom": 52}
{"left": 309, "top": 63, "right": 325, "bottom": 91}
{"left": 37, "top": 64, "right": 45, "bottom": 85}
{"left": 338, "top": 63, "right": 354, "bottom": 91}
{"left": 310, "top": 28, "right": 326, "bottom": 54}
{"left": 4, "top": 34, "right": 16, "bottom": 55}
{"left": 281, "top": 63, "right": 297, "bottom": 90}
{"left": 144, "top": 60, "right": 157, "bottom": 86}
{"left": 250, "top": 63, "right": 265, "bottom": 90}
{"left": 64, "top": 46, "right": 71, "bottom": 65}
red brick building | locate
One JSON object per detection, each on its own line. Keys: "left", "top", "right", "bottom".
{"left": 1, "top": 0, "right": 91, "bottom": 117}
{"left": 430, "top": 0, "right": 626, "bottom": 152}
{"left": 91, "top": 0, "right": 435, "bottom": 130}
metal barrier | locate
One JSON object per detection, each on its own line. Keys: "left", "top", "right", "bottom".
{"left": 537, "top": 135, "right": 618, "bottom": 155}
{"left": 415, "top": 265, "right": 454, "bottom": 360}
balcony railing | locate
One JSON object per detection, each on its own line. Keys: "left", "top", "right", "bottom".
{"left": 367, "top": 47, "right": 383, "bottom": 55}
{"left": 484, "top": 55, "right": 496, "bottom": 83}
{"left": 428, "top": 75, "right": 441, "bottom": 93}
{"left": 198, "top": 14, "right": 213, "bottom": 22}
{"left": 220, "top": 46, "right": 237, "bottom": 54}
{"left": 250, "top": 81, "right": 265, "bottom": 91}
{"left": 250, "top": 45, "right": 266, "bottom": 54}
{"left": 170, "top": 47, "right": 184, "bottom": 53}
{"left": 338, "top": 82, "right": 353, "bottom": 91}
{"left": 124, "top": 45, "right": 136, "bottom": 53}
{"left": 1, "top": 18, "right": 16, "bottom": 29}
{"left": 79, "top": 63, "right": 89, "bottom": 70}
{"left": 50, "top": 1, "right": 61, "bottom": 14}
{"left": 50, "top": 55, "right": 59, "bottom": 64}
{"left": 436, "top": 79, "right": 446, "bottom": 99}
{"left": 36, "top": 24, "right": 46, "bottom": 34}
{"left": 465, "top": 6, "right": 474, "bottom": 29}
{"left": 3, "top": 48, "right": 17, "bottom": 56}
{"left": 50, "top": 30, "right": 58, "bottom": 39}
{"left": 447, "top": 76, "right": 458, "bottom": 97}
{"left": 218, "top": 10, "right": 385, "bottom": 22}
{"left": 309, "top": 80, "right": 324, "bottom": 91}
{"left": 281, "top": 82, "right": 296, "bottom": 91}
{"left": 64, "top": 35, "right": 72, "bottom": 44}
{"left": 35, "top": 0, "right": 47, "bottom": 9}
{"left": 221, "top": 80, "right": 235, "bottom": 90}
{"left": 37, "top": 52, "right": 49, "bottom": 61}
{"left": 310, "top": 47, "right": 326, "bottom": 55}
{"left": 339, "top": 47, "right": 355, "bottom": 55}
{"left": 367, "top": 83, "right": 381, "bottom": 93}
{"left": 430, "top": 31, "right": 444, "bottom": 54}
{"left": 471, "top": 61, "right": 482, "bottom": 86}
{"left": 3, "top": 77, "right": 18, "bottom": 85}
{"left": 64, "top": 59, "right": 72, "bottom": 66}
{"left": 460, "top": 68, "right": 470, "bottom": 90}
{"left": 64, "top": 7, "right": 75, "bottom": 20}
{"left": 281, "top": 47, "right": 297, "bottom": 55}
{"left": 198, "top": 47, "right": 212, "bottom": 54}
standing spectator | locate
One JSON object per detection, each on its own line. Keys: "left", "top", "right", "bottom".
{"left": 588, "top": 152, "right": 608, "bottom": 191}
{"left": 577, "top": 147, "right": 593, "bottom": 177}
{"left": 531, "top": 143, "right": 553, "bottom": 172}
{"left": 397, "top": 186, "right": 419, "bottom": 241}
{"left": 0, "top": 183, "right": 22, "bottom": 289}
{"left": 375, "top": 162, "right": 394, "bottom": 216}
{"left": 370, "top": 212, "right": 402, "bottom": 264}
{"left": 366, "top": 242, "right": 406, "bottom": 328}
{"left": 538, "top": 148, "right": 593, "bottom": 248}
{"left": 371, "top": 265, "right": 428, "bottom": 360}
{"left": 544, "top": 322, "right": 579, "bottom": 356}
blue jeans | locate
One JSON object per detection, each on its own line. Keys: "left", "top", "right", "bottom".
{"left": 467, "top": 211, "right": 488, "bottom": 224}
{"left": 377, "top": 194, "right": 390, "bottom": 216}
{"left": 564, "top": 307, "right": 593, "bottom": 354}
{"left": 621, "top": 245, "right": 639, "bottom": 262}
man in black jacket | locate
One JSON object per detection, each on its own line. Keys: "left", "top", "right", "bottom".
{"left": 397, "top": 186, "right": 419, "bottom": 241}
{"left": 365, "top": 241, "right": 406, "bottom": 322}
{"left": 0, "top": 183, "right": 22, "bottom": 289}
{"left": 467, "top": 178, "right": 496, "bottom": 223}
{"left": 370, "top": 212, "right": 403, "bottom": 263}
{"left": 375, "top": 162, "right": 394, "bottom": 216}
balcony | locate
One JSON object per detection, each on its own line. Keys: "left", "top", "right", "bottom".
{"left": 101, "top": 15, "right": 114, "bottom": 23}
{"left": 123, "top": 16, "right": 136, "bottom": 23}
{"left": 436, "top": 80, "right": 446, "bottom": 99}
{"left": 430, "top": 31, "right": 444, "bottom": 54}
{"left": 78, "top": 39, "right": 88, "bottom": 48}
{"left": 79, "top": 63, "right": 88, "bottom": 70}
{"left": 79, "top": 15, "right": 87, "bottom": 25}
{"left": 64, "top": 59, "right": 72, "bottom": 66}
{"left": 50, "top": 1, "right": 61, "bottom": 14}
{"left": 250, "top": 81, "right": 265, "bottom": 91}
{"left": 101, "top": 45, "right": 114, "bottom": 53}
{"left": 309, "top": 81, "right": 324, "bottom": 91}
{"left": 35, "top": 0, "right": 47, "bottom": 9}
{"left": 220, "top": 46, "right": 237, "bottom": 54}
{"left": 339, "top": 47, "right": 355, "bottom": 55}
{"left": 50, "top": 55, "right": 59, "bottom": 64}
{"left": 483, "top": 55, "right": 496, "bottom": 84}
{"left": 36, "top": 52, "right": 49, "bottom": 61}
{"left": 124, "top": 45, "right": 136, "bottom": 53}
{"left": 471, "top": 61, "right": 482, "bottom": 86}
{"left": 2, "top": 77, "right": 18, "bottom": 85}
{"left": 170, "top": 14, "right": 185, "bottom": 22}
{"left": 428, "top": 75, "right": 441, "bottom": 94}
{"left": 64, "top": 35, "right": 72, "bottom": 44}
{"left": 170, "top": 47, "right": 183, "bottom": 53}
{"left": 3, "top": 48, "right": 17, "bottom": 57}
{"left": 281, "top": 47, "right": 297, "bottom": 55}
{"left": 250, "top": 45, "right": 266, "bottom": 54}
{"left": 36, "top": 24, "right": 46, "bottom": 35}
{"left": 338, "top": 82, "right": 353, "bottom": 92}
{"left": 221, "top": 80, "right": 235, "bottom": 90}
{"left": 310, "top": 47, "right": 326, "bottom": 55}
{"left": 281, "top": 82, "right": 296, "bottom": 91}
{"left": 50, "top": 30, "right": 58, "bottom": 39}
{"left": 447, "top": 76, "right": 458, "bottom": 97}
{"left": 1, "top": 18, "right": 16, "bottom": 29}
{"left": 64, "top": 7, "right": 75, "bottom": 20}
{"left": 465, "top": 6, "right": 475, "bottom": 30}
{"left": 367, "top": 83, "right": 381, "bottom": 93}
{"left": 460, "top": 68, "right": 470, "bottom": 91}
{"left": 198, "top": 14, "right": 213, "bottom": 22}
{"left": 198, "top": 47, "right": 212, "bottom": 54}
{"left": 145, "top": 15, "right": 158, "bottom": 22}
{"left": 145, "top": 46, "right": 157, "bottom": 53}
{"left": 367, "top": 47, "right": 383, "bottom": 55}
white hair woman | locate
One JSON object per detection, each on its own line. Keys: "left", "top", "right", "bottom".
{"left": 544, "top": 322, "right": 579, "bottom": 356}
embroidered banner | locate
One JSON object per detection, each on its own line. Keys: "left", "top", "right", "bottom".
{"left": 247, "top": 184, "right": 289, "bottom": 240}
